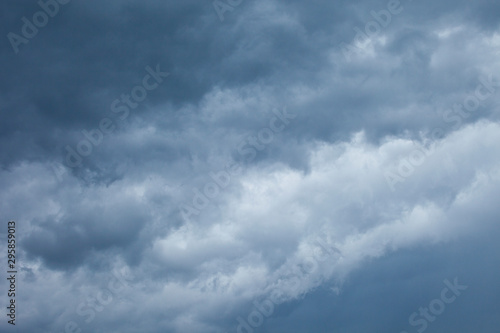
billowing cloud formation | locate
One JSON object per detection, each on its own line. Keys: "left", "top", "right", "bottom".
{"left": 0, "top": 0, "right": 499, "bottom": 332}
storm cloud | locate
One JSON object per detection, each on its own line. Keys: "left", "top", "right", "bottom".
{"left": 0, "top": 0, "right": 499, "bottom": 332}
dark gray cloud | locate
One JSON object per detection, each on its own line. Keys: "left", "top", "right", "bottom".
{"left": 0, "top": 0, "right": 499, "bottom": 332}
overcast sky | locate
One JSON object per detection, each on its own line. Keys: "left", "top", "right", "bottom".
{"left": 1, "top": 0, "right": 500, "bottom": 332}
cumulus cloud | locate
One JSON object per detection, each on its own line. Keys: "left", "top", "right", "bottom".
{"left": 0, "top": 0, "right": 499, "bottom": 332}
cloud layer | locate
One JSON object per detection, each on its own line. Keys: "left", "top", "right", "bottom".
{"left": 1, "top": 0, "right": 499, "bottom": 332}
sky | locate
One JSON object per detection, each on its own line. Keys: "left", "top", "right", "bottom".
{"left": 1, "top": 0, "right": 500, "bottom": 332}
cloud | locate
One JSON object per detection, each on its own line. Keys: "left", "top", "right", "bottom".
{"left": 0, "top": 0, "right": 499, "bottom": 332}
